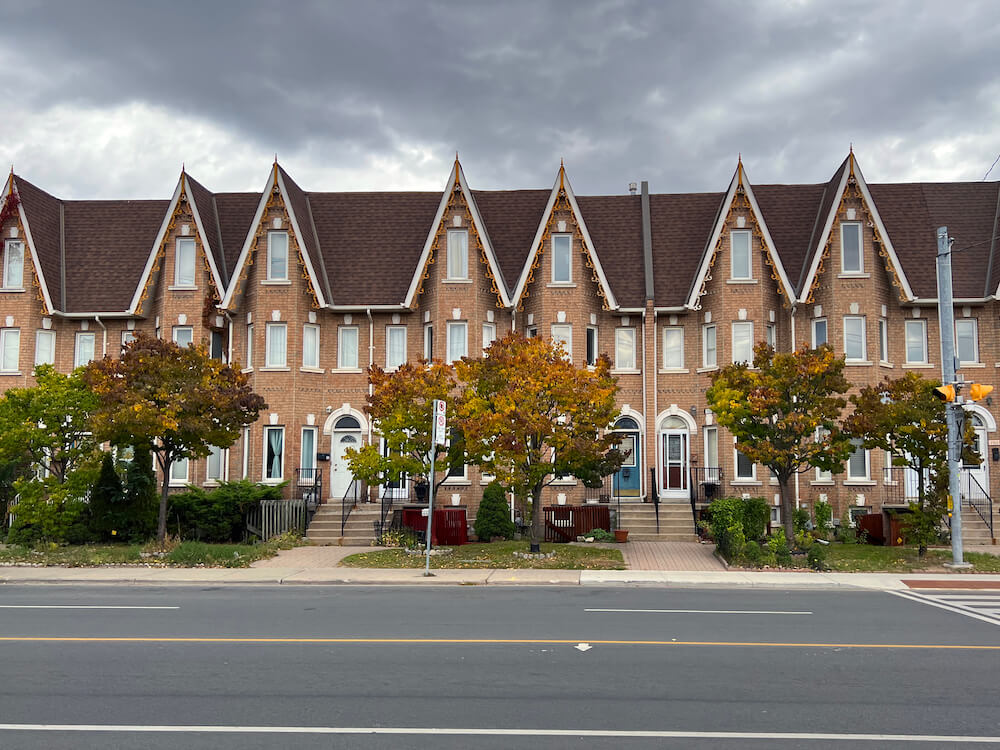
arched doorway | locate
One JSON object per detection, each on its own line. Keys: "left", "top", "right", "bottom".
{"left": 611, "top": 416, "right": 641, "bottom": 500}
{"left": 659, "top": 415, "right": 690, "bottom": 499}
{"left": 330, "top": 415, "right": 362, "bottom": 500}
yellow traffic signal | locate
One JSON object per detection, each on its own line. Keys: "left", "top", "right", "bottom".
{"left": 968, "top": 383, "right": 994, "bottom": 402}
{"left": 934, "top": 384, "right": 956, "bottom": 402}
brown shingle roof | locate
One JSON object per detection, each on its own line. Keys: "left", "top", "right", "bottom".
{"left": 752, "top": 182, "right": 828, "bottom": 296}
{"left": 12, "top": 175, "right": 63, "bottom": 311}
{"left": 576, "top": 195, "right": 645, "bottom": 307}
{"left": 307, "top": 191, "right": 441, "bottom": 305}
{"left": 472, "top": 189, "right": 550, "bottom": 294}
{"left": 650, "top": 192, "right": 726, "bottom": 308}
{"left": 184, "top": 174, "right": 226, "bottom": 287}
{"left": 213, "top": 192, "right": 260, "bottom": 282}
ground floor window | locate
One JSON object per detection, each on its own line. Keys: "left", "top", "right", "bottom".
{"left": 264, "top": 426, "right": 284, "bottom": 481}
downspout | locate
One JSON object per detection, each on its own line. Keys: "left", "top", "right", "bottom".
{"left": 640, "top": 180, "right": 655, "bottom": 502}
{"left": 790, "top": 303, "right": 799, "bottom": 508}
{"left": 223, "top": 310, "right": 234, "bottom": 365}
{"left": 641, "top": 308, "right": 648, "bottom": 500}
{"left": 95, "top": 315, "right": 107, "bottom": 357}
{"left": 367, "top": 307, "right": 375, "bottom": 502}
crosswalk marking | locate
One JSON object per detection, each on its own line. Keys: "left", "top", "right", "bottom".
{"left": 892, "top": 590, "right": 1000, "bottom": 627}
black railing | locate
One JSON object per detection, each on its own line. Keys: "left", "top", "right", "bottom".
{"left": 961, "top": 471, "right": 994, "bottom": 539}
{"left": 296, "top": 467, "right": 323, "bottom": 529}
{"left": 883, "top": 466, "right": 926, "bottom": 506}
{"left": 689, "top": 467, "right": 723, "bottom": 505}
{"left": 583, "top": 475, "right": 613, "bottom": 504}
{"left": 650, "top": 467, "right": 660, "bottom": 533}
{"left": 376, "top": 485, "right": 396, "bottom": 540}
{"left": 340, "top": 478, "right": 363, "bottom": 534}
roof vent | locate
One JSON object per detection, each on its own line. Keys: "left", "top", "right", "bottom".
{"left": 628, "top": 182, "right": 638, "bottom": 196}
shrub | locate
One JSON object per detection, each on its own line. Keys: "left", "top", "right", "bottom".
{"left": 708, "top": 496, "right": 768, "bottom": 561}
{"left": 814, "top": 499, "right": 833, "bottom": 540}
{"left": 6, "top": 477, "right": 93, "bottom": 545}
{"left": 767, "top": 532, "right": 793, "bottom": 567}
{"left": 741, "top": 496, "right": 769, "bottom": 542}
{"left": 587, "top": 528, "right": 615, "bottom": 542}
{"left": 377, "top": 528, "right": 421, "bottom": 549}
{"left": 741, "top": 540, "right": 764, "bottom": 567}
{"left": 807, "top": 543, "right": 828, "bottom": 571}
{"left": 793, "top": 507, "right": 811, "bottom": 533}
{"left": 168, "top": 480, "right": 284, "bottom": 542}
{"left": 474, "top": 482, "right": 515, "bottom": 541}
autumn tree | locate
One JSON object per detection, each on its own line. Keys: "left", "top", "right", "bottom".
{"left": 346, "top": 361, "right": 464, "bottom": 499}
{"left": 706, "top": 344, "right": 854, "bottom": 545}
{"left": 845, "top": 373, "right": 974, "bottom": 554}
{"left": 83, "top": 333, "right": 267, "bottom": 543}
{"left": 455, "top": 334, "right": 622, "bottom": 553}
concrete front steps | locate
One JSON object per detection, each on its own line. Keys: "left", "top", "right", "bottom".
{"left": 306, "top": 503, "right": 381, "bottom": 546}
{"left": 962, "top": 504, "right": 998, "bottom": 546}
{"left": 616, "top": 502, "right": 699, "bottom": 542}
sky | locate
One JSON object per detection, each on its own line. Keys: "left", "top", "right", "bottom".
{"left": 2, "top": 0, "right": 998, "bottom": 199}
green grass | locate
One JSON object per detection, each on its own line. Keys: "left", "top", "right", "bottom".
{"left": 825, "top": 543, "right": 1000, "bottom": 573}
{"left": 341, "top": 541, "right": 626, "bottom": 570}
{"left": 0, "top": 532, "right": 303, "bottom": 568}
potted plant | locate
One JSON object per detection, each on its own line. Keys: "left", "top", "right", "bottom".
{"left": 612, "top": 508, "right": 628, "bottom": 543}
{"left": 413, "top": 477, "right": 429, "bottom": 504}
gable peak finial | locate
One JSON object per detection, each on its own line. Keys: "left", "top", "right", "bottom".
{"left": 850, "top": 142, "right": 854, "bottom": 155}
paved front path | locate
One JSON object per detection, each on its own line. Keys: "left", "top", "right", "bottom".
{"left": 252, "top": 544, "right": 376, "bottom": 568}
{"left": 620, "top": 541, "right": 724, "bottom": 571}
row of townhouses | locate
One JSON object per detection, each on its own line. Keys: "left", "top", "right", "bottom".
{"left": 2, "top": 152, "right": 999, "bottom": 541}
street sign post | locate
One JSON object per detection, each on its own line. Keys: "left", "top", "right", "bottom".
{"left": 424, "top": 399, "right": 446, "bottom": 575}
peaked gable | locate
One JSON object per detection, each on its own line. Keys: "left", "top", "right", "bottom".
{"left": 7, "top": 175, "right": 59, "bottom": 313}
{"left": 650, "top": 191, "right": 724, "bottom": 308}
{"left": 471, "top": 189, "right": 549, "bottom": 296}
{"left": 576, "top": 194, "right": 644, "bottom": 308}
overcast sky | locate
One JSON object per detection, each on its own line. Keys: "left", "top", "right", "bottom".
{"left": 2, "top": 0, "right": 998, "bottom": 199}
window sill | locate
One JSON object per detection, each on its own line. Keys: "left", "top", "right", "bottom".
{"left": 726, "top": 279, "right": 757, "bottom": 285}
{"left": 442, "top": 479, "right": 471, "bottom": 486}
{"left": 260, "top": 366, "right": 291, "bottom": 372}
{"left": 731, "top": 480, "right": 762, "bottom": 486}
{"left": 810, "top": 480, "right": 835, "bottom": 486}
{"left": 611, "top": 369, "right": 640, "bottom": 375}
{"left": 0, "top": 288, "right": 25, "bottom": 293}
{"left": 844, "top": 480, "right": 877, "bottom": 486}
{"left": 300, "top": 367, "right": 325, "bottom": 374}
{"left": 879, "top": 361, "right": 894, "bottom": 368}
{"left": 168, "top": 481, "right": 189, "bottom": 488}
{"left": 845, "top": 360, "right": 873, "bottom": 367}
{"left": 550, "top": 479, "right": 578, "bottom": 486}
{"left": 332, "top": 368, "right": 363, "bottom": 374}
{"left": 659, "top": 367, "right": 689, "bottom": 374}
{"left": 546, "top": 282, "right": 576, "bottom": 288}
{"left": 168, "top": 285, "right": 198, "bottom": 292}
{"left": 838, "top": 272, "right": 870, "bottom": 279}
{"left": 443, "top": 278, "right": 473, "bottom": 284}
{"left": 204, "top": 480, "right": 221, "bottom": 487}
{"left": 902, "top": 363, "right": 933, "bottom": 369}
{"left": 0, "top": 371, "right": 23, "bottom": 376}
{"left": 260, "top": 279, "right": 291, "bottom": 286}
{"left": 262, "top": 478, "right": 284, "bottom": 485}
{"left": 959, "top": 362, "right": 985, "bottom": 369}
{"left": 696, "top": 365, "right": 719, "bottom": 374}
{"left": 242, "top": 367, "right": 254, "bottom": 374}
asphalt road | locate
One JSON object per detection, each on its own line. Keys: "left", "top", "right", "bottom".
{"left": 1, "top": 584, "right": 998, "bottom": 749}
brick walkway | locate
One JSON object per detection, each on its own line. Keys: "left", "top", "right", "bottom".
{"left": 620, "top": 541, "right": 724, "bottom": 571}
{"left": 252, "top": 544, "right": 377, "bottom": 568}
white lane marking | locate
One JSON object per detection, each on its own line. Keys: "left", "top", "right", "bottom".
{"left": 0, "top": 724, "right": 997, "bottom": 742}
{"left": 585, "top": 608, "right": 812, "bottom": 615}
{"left": 0, "top": 605, "right": 179, "bottom": 610}
{"left": 575, "top": 642, "right": 592, "bottom": 651}
{"left": 891, "top": 591, "right": 1000, "bottom": 627}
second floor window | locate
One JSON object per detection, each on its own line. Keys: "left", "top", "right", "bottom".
{"left": 730, "top": 230, "right": 751, "bottom": 280}
{"left": 812, "top": 318, "right": 828, "bottom": 348}
{"left": 386, "top": 325, "right": 407, "bottom": 369}
{"left": 843, "top": 316, "right": 865, "bottom": 361}
{"left": 339, "top": 326, "right": 359, "bottom": 369}
{"left": 615, "top": 328, "right": 636, "bottom": 370}
{"left": 663, "top": 327, "right": 684, "bottom": 369}
{"left": 956, "top": 319, "right": 979, "bottom": 364}
{"left": 482, "top": 323, "right": 496, "bottom": 352}
{"left": 302, "top": 324, "right": 320, "bottom": 369}
{"left": 702, "top": 325, "right": 717, "bottom": 368}
{"left": 905, "top": 320, "right": 927, "bottom": 364}
{"left": 423, "top": 324, "right": 433, "bottom": 360}
{"left": 35, "top": 329, "right": 55, "bottom": 366}
{"left": 841, "top": 223, "right": 862, "bottom": 274}
{"left": 174, "top": 238, "right": 196, "bottom": 287}
{"left": 878, "top": 318, "right": 888, "bottom": 362}
{"left": 265, "top": 322, "right": 287, "bottom": 368}
{"left": 847, "top": 438, "right": 869, "bottom": 480}
{"left": 4, "top": 240, "right": 24, "bottom": 288}
{"left": 245, "top": 324, "right": 253, "bottom": 368}
{"left": 731, "top": 321, "right": 753, "bottom": 364}
{"left": 552, "top": 235, "right": 572, "bottom": 283}
{"left": 0, "top": 328, "right": 19, "bottom": 372}
{"left": 446, "top": 229, "right": 468, "bottom": 280}
{"left": 74, "top": 331, "right": 95, "bottom": 369}
{"left": 267, "top": 232, "right": 288, "bottom": 281}
{"left": 586, "top": 326, "right": 598, "bottom": 366}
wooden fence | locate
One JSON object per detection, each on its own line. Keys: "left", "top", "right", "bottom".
{"left": 544, "top": 505, "right": 611, "bottom": 542}
{"left": 246, "top": 499, "right": 307, "bottom": 541}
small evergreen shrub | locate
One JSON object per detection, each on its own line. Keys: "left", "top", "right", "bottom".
{"left": 474, "top": 482, "right": 515, "bottom": 541}
{"left": 807, "top": 543, "right": 828, "bottom": 571}
{"left": 741, "top": 496, "right": 769, "bottom": 542}
{"left": 169, "top": 480, "right": 284, "bottom": 542}
{"left": 793, "top": 507, "right": 811, "bottom": 533}
{"left": 586, "top": 528, "right": 615, "bottom": 543}
{"left": 813, "top": 500, "right": 833, "bottom": 540}
{"left": 708, "top": 496, "right": 769, "bottom": 561}
{"left": 767, "top": 532, "right": 793, "bottom": 567}
{"left": 741, "top": 540, "right": 764, "bottom": 567}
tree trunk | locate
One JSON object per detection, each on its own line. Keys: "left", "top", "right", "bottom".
{"left": 779, "top": 477, "right": 795, "bottom": 546}
{"left": 529, "top": 485, "right": 544, "bottom": 554}
{"left": 158, "top": 457, "right": 170, "bottom": 545}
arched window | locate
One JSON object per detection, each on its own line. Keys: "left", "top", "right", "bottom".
{"left": 661, "top": 416, "right": 687, "bottom": 431}
{"left": 335, "top": 415, "right": 361, "bottom": 430}
{"left": 613, "top": 416, "right": 639, "bottom": 432}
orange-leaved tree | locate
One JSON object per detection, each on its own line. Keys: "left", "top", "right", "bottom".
{"left": 455, "top": 333, "right": 622, "bottom": 553}
{"left": 83, "top": 333, "right": 267, "bottom": 543}
{"left": 706, "top": 343, "right": 853, "bottom": 545}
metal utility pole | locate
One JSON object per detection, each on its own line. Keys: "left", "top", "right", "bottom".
{"left": 936, "top": 226, "right": 971, "bottom": 568}
{"left": 424, "top": 399, "right": 447, "bottom": 576}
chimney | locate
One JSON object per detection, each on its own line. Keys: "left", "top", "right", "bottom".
{"left": 629, "top": 182, "right": 638, "bottom": 196}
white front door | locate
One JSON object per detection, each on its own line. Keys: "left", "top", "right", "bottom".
{"left": 962, "top": 420, "right": 990, "bottom": 497}
{"left": 330, "top": 432, "right": 360, "bottom": 500}
{"left": 661, "top": 430, "right": 689, "bottom": 498}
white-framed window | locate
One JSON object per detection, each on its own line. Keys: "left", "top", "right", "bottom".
{"left": 905, "top": 320, "right": 928, "bottom": 364}
{"left": 812, "top": 318, "right": 828, "bottom": 348}
{"left": 172, "top": 326, "right": 194, "bottom": 348}
{"left": 386, "top": 325, "right": 407, "bottom": 369}
{"left": 338, "top": 326, "right": 359, "bottom": 369}
{"left": 847, "top": 439, "right": 869, "bottom": 480}
{"left": 423, "top": 324, "right": 433, "bottom": 360}
{"left": 704, "top": 426, "right": 719, "bottom": 472}
{"left": 210, "top": 330, "right": 225, "bottom": 362}
{"left": 174, "top": 237, "right": 196, "bottom": 287}
{"left": 482, "top": 323, "right": 496, "bottom": 352}
{"left": 122, "top": 330, "right": 136, "bottom": 348}
{"left": 265, "top": 322, "right": 287, "bottom": 368}
{"left": 551, "top": 324, "right": 572, "bottom": 361}
{"left": 551, "top": 234, "right": 572, "bottom": 283}
{"left": 302, "top": 324, "right": 320, "bottom": 369}
{"left": 169, "top": 456, "right": 189, "bottom": 485}
{"left": 446, "top": 321, "right": 467, "bottom": 364}
{"left": 843, "top": 316, "right": 866, "bottom": 361}
{"left": 702, "top": 324, "right": 717, "bottom": 368}
{"left": 267, "top": 231, "right": 288, "bottom": 281}
{"left": 74, "top": 331, "right": 95, "bottom": 368}
{"left": 586, "top": 326, "right": 598, "bottom": 366}
{"left": 3, "top": 239, "right": 24, "bottom": 289}
{"left": 300, "top": 426, "right": 318, "bottom": 482}
{"left": 841, "top": 222, "right": 863, "bottom": 274}
{"left": 526, "top": 326, "right": 538, "bottom": 338}
{"left": 661, "top": 327, "right": 683, "bottom": 369}
{"left": 206, "top": 446, "right": 225, "bottom": 483}
{"left": 815, "top": 429, "right": 833, "bottom": 481}
{"left": 734, "top": 440, "right": 755, "bottom": 481}
{"left": 731, "top": 321, "right": 753, "bottom": 364}
{"left": 615, "top": 327, "right": 636, "bottom": 370}
{"left": 241, "top": 426, "right": 250, "bottom": 480}
{"left": 245, "top": 324, "right": 253, "bottom": 369}
{"left": 956, "top": 319, "right": 979, "bottom": 365}
{"left": 263, "top": 426, "right": 284, "bottom": 481}
{"left": 765, "top": 323, "right": 776, "bottom": 350}
{"left": 446, "top": 229, "right": 468, "bottom": 280}
{"left": 445, "top": 428, "right": 467, "bottom": 481}
{"left": 0, "top": 328, "right": 20, "bottom": 372}
{"left": 878, "top": 318, "right": 888, "bottom": 363}
{"left": 34, "top": 329, "right": 55, "bottom": 366}
{"left": 730, "top": 230, "right": 751, "bottom": 280}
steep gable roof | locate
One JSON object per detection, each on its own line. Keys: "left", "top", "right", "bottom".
{"left": 213, "top": 191, "right": 260, "bottom": 282}
{"left": 576, "top": 194, "right": 645, "bottom": 308}
{"left": 183, "top": 173, "right": 227, "bottom": 288}
{"left": 471, "top": 189, "right": 550, "bottom": 295}
{"left": 650, "top": 191, "right": 725, "bottom": 308}
{"left": 9, "top": 175, "right": 61, "bottom": 312}
{"left": 752, "top": 182, "right": 827, "bottom": 296}
{"left": 275, "top": 166, "right": 332, "bottom": 307}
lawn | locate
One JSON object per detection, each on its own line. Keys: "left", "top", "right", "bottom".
{"left": 0, "top": 532, "right": 302, "bottom": 568}
{"left": 824, "top": 543, "right": 1000, "bottom": 573}
{"left": 340, "top": 541, "right": 626, "bottom": 570}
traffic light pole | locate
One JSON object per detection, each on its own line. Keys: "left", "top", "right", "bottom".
{"left": 936, "top": 226, "right": 971, "bottom": 568}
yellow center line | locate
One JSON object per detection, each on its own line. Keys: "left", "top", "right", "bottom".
{"left": 0, "top": 636, "right": 998, "bottom": 650}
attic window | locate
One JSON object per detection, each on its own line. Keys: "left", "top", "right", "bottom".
{"left": 730, "top": 231, "right": 751, "bottom": 280}
{"left": 551, "top": 235, "right": 572, "bottom": 283}
{"left": 174, "top": 238, "right": 196, "bottom": 288}
{"left": 840, "top": 223, "right": 862, "bottom": 274}
{"left": 268, "top": 232, "right": 289, "bottom": 281}
{"left": 446, "top": 230, "right": 468, "bottom": 280}
{"left": 3, "top": 240, "right": 23, "bottom": 289}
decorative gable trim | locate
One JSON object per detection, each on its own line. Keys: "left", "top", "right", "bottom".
{"left": 798, "top": 153, "right": 914, "bottom": 304}
{"left": 183, "top": 174, "right": 226, "bottom": 300}
{"left": 511, "top": 165, "right": 617, "bottom": 311}
{"left": 686, "top": 161, "right": 796, "bottom": 310}
{"left": 3, "top": 176, "right": 55, "bottom": 314}
{"left": 274, "top": 169, "right": 327, "bottom": 308}
{"left": 219, "top": 167, "right": 277, "bottom": 310}
{"left": 128, "top": 177, "right": 184, "bottom": 314}
{"left": 403, "top": 159, "right": 511, "bottom": 309}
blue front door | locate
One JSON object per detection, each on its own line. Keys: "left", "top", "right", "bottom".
{"left": 614, "top": 432, "right": 640, "bottom": 497}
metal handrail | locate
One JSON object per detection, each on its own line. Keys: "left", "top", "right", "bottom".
{"left": 296, "top": 467, "right": 323, "bottom": 530}
{"left": 376, "top": 485, "right": 395, "bottom": 540}
{"left": 340, "top": 479, "right": 360, "bottom": 534}
{"left": 961, "top": 471, "right": 994, "bottom": 539}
